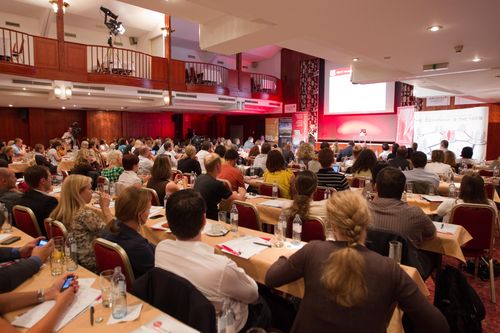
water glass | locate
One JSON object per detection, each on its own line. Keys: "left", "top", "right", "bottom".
{"left": 273, "top": 223, "right": 284, "bottom": 248}
{"left": 388, "top": 241, "right": 402, "bottom": 264}
{"left": 428, "top": 184, "right": 435, "bottom": 195}
{"left": 406, "top": 183, "right": 413, "bottom": 198}
{"left": 97, "top": 183, "right": 105, "bottom": 193}
{"left": 99, "top": 269, "right": 114, "bottom": 308}
{"left": 249, "top": 167, "right": 255, "bottom": 177}
{"left": 210, "top": 223, "right": 222, "bottom": 234}
{"left": 218, "top": 211, "right": 227, "bottom": 224}
{"left": 50, "top": 252, "right": 64, "bottom": 276}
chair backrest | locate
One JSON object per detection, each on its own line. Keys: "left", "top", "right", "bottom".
{"left": 44, "top": 218, "right": 68, "bottom": 240}
{"left": 478, "top": 169, "right": 494, "bottom": 177}
{"left": 312, "top": 186, "right": 336, "bottom": 201}
{"left": 132, "top": 267, "right": 216, "bottom": 333}
{"left": 286, "top": 215, "right": 326, "bottom": 242}
{"left": 449, "top": 203, "right": 496, "bottom": 253}
{"left": 484, "top": 182, "right": 495, "bottom": 200}
{"left": 93, "top": 238, "right": 135, "bottom": 291}
{"left": 233, "top": 200, "right": 261, "bottom": 231}
{"left": 217, "top": 178, "right": 232, "bottom": 191}
{"left": 409, "top": 180, "right": 431, "bottom": 194}
{"left": 183, "top": 173, "right": 192, "bottom": 185}
{"left": 171, "top": 169, "right": 182, "bottom": 181}
{"left": 12, "top": 205, "right": 42, "bottom": 238}
{"left": 259, "top": 182, "right": 282, "bottom": 197}
{"left": 143, "top": 187, "right": 161, "bottom": 206}
{"left": 97, "top": 176, "right": 109, "bottom": 185}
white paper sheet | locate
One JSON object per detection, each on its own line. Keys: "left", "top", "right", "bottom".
{"left": 0, "top": 234, "right": 12, "bottom": 241}
{"left": 421, "top": 195, "right": 448, "bottom": 202}
{"left": 151, "top": 221, "right": 171, "bottom": 232}
{"left": 107, "top": 303, "right": 143, "bottom": 325}
{"left": 258, "top": 200, "right": 288, "bottom": 208}
{"left": 433, "top": 222, "right": 459, "bottom": 235}
{"left": 12, "top": 287, "right": 100, "bottom": 331}
{"left": 218, "top": 236, "right": 271, "bottom": 259}
{"left": 148, "top": 206, "right": 163, "bottom": 217}
{"left": 132, "top": 314, "right": 199, "bottom": 333}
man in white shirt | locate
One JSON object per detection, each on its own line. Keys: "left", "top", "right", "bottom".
{"left": 158, "top": 141, "right": 177, "bottom": 167}
{"left": 117, "top": 154, "right": 142, "bottom": 193}
{"left": 196, "top": 141, "right": 213, "bottom": 173}
{"left": 403, "top": 151, "right": 440, "bottom": 190}
{"left": 379, "top": 143, "right": 391, "bottom": 161}
{"left": 253, "top": 142, "right": 271, "bottom": 171}
{"left": 11, "top": 138, "right": 25, "bottom": 157}
{"left": 138, "top": 147, "right": 154, "bottom": 175}
{"left": 156, "top": 190, "right": 266, "bottom": 332}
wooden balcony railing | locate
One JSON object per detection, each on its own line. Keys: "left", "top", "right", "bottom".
{"left": 0, "top": 27, "right": 34, "bottom": 66}
{"left": 87, "top": 45, "right": 152, "bottom": 79}
{"left": 185, "top": 61, "right": 228, "bottom": 87}
{"left": 250, "top": 73, "right": 278, "bottom": 95}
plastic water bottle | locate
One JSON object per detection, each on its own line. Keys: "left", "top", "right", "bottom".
{"left": 230, "top": 204, "right": 238, "bottom": 234}
{"left": 109, "top": 181, "right": 116, "bottom": 197}
{"left": 324, "top": 188, "right": 331, "bottom": 200}
{"left": 0, "top": 204, "right": 12, "bottom": 233}
{"left": 111, "top": 267, "right": 127, "bottom": 319}
{"left": 292, "top": 214, "right": 302, "bottom": 245}
{"left": 64, "top": 233, "right": 78, "bottom": 271}
{"left": 225, "top": 305, "right": 236, "bottom": 333}
{"left": 272, "top": 184, "right": 278, "bottom": 198}
{"left": 494, "top": 166, "right": 499, "bottom": 178}
{"left": 190, "top": 171, "right": 196, "bottom": 186}
{"left": 448, "top": 182, "right": 457, "bottom": 198}
{"left": 218, "top": 300, "right": 236, "bottom": 333}
{"left": 163, "top": 193, "right": 169, "bottom": 210}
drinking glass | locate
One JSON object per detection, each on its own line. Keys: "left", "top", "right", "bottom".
{"left": 273, "top": 223, "right": 284, "bottom": 248}
{"left": 249, "top": 167, "right": 255, "bottom": 177}
{"left": 427, "top": 184, "right": 435, "bottom": 195}
{"left": 218, "top": 211, "right": 227, "bottom": 224}
{"left": 358, "top": 178, "right": 365, "bottom": 188}
{"left": 97, "top": 183, "right": 105, "bottom": 193}
{"left": 406, "top": 183, "right": 413, "bottom": 198}
{"left": 388, "top": 241, "right": 402, "bottom": 264}
{"left": 99, "top": 269, "right": 114, "bottom": 308}
{"left": 50, "top": 255, "right": 63, "bottom": 276}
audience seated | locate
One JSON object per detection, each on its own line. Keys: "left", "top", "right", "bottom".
{"left": 440, "top": 139, "right": 449, "bottom": 153}
{"left": 177, "top": 145, "right": 202, "bottom": 175}
{"left": 218, "top": 149, "right": 245, "bottom": 192}
{"left": 0, "top": 274, "right": 79, "bottom": 332}
{"left": 425, "top": 150, "right": 453, "bottom": 176}
{"left": 10, "top": 138, "right": 26, "bottom": 158}
{"left": 296, "top": 143, "right": 315, "bottom": 166}
{"left": 316, "top": 148, "right": 349, "bottom": 191}
{"left": 14, "top": 166, "right": 58, "bottom": 237}
{"left": 103, "top": 187, "right": 155, "bottom": 278}
{"left": 138, "top": 146, "right": 154, "bottom": 176}
{"left": 344, "top": 144, "right": 362, "bottom": 170}
{"left": 253, "top": 142, "right": 271, "bottom": 172}
{"left": 146, "top": 154, "right": 181, "bottom": 203}
{"left": 386, "top": 143, "right": 399, "bottom": 160}
{"left": 196, "top": 141, "right": 213, "bottom": 173}
{"left": 369, "top": 167, "right": 436, "bottom": 277}
{"left": 214, "top": 145, "right": 227, "bottom": 162}
{"left": 156, "top": 190, "right": 266, "bottom": 332}
{"left": 282, "top": 143, "right": 295, "bottom": 164}
{"left": 437, "top": 174, "right": 498, "bottom": 223}
{"left": 193, "top": 153, "right": 245, "bottom": 220}
{"left": 46, "top": 140, "right": 63, "bottom": 167}
{"left": 100, "top": 149, "right": 124, "bottom": 183}
{"left": 285, "top": 170, "right": 327, "bottom": 220}
{"left": 263, "top": 150, "right": 294, "bottom": 199}
{"left": 0, "top": 146, "right": 14, "bottom": 164}
{"left": 33, "top": 144, "right": 57, "bottom": 174}
{"left": 379, "top": 143, "right": 391, "bottom": 161}
{"left": 117, "top": 154, "right": 142, "bottom": 191}
{"left": 0, "top": 237, "right": 53, "bottom": 292}
{"left": 157, "top": 141, "right": 178, "bottom": 167}
{"left": 388, "top": 146, "right": 410, "bottom": 171}
{"left": 49, "top": 175, "right": 113, "bottom": 273}
{"left": 336, "top": 140, "right": 354, "bottom": 161}
{"left": 243, "top": 136, "right": 255, "bottom": 151}
{"left": 457, "top": 146, "right": 475, "bottom": 168}
{"left": 444, "top": 150, "right": 457, "bottom": 173}
{"left": 351, "top": 149, "right": 377, "bottom": 179}
{"left": 0, "top": 168, "right": 22, "bottom": 216}
{"left": 403, "top": 152, "right": 440, "bottom": 190}
{"left": 265, "top": 190, "right": 448, "bottom": 333}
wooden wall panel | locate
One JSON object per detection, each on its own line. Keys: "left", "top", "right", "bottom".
{"left": 43, "top": 109, "right": 87, "bottom": 145}
{"left": 34, "top": 37, "right": 59, "bottom": 69}
{"left": 64, "top": 42, "right": 87, "bottom": 73}
{"left": 170, "top": 59, "right": 187, "bottom": 91}
{"left": 151, "top": 57, "right": 168, "bottom": 82}
{"left": 28, "top": 109, "right": 46, "bottom": 146}
{"left": 280, "top": 48, "right": 316, "bottom": 107}
{"left": 86, "top": 111, "right": 122, "bottom": 143}
{"left": 0, "top": 108, "right": 30, "bottom": 144}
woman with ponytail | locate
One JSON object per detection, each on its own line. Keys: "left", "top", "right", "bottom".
{"left": 285, "top": 170, "right": 327, "bottom": 220}
{"left": 265, "top": 190, "right": 448, "bottom": 333}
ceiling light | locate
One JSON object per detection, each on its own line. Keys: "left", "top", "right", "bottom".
{"left": 352, "top": 57, "right": 359, "bottom": 62}
{"left": 162, "top": 91, "right": 170, "bottom": 105}
{"left": 87, "top": 92, "right": 91, "bottom": 96}
{"left": 73, "top": 104, "right": 76, "bottom": 107}
{"left": 161, "top": 27, "right": 175, "bottom": 37}
{"left": 49, "top": 0, "right": 69, "bottom": 14}
{"left": 62, "top": 106, "right": 66, "bottom": 109}
{"left": 22, "top": 87, "right": 26, "bottom": 91}
{"left": 427, "top": 25, "right": 443, "bottom": 32}
{"left": 472, "top": 57, "right": 482, "bottom": 62}
{"left": 8, "top": 104, "right": 13, "bottom": 107}
{"left": 53, "top": 82, "right": 72, "bottom": 100}
{"left": 54, "top": 87, "right": 62, "bottom": 96}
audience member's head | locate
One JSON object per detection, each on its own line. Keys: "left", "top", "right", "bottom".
{"left": 460, "top": 146, "right": 473, "bottom": 159}
{"left": 261, "top": 142, "right": 272, "bottom": 155}
{"left": 320, "top": 142, "right": 330, "bottom": 150}
{"left": 34, "top": 144, "right": 45, "bottom": 153}
{"left": 166, "top": 189, "right": 206, "bottom": 240}
{"left": 371, "top": 161, "right": 389, "bottom": 184}
{"left": 318, "top": 148, "right": 334, "bottom": 168}
{"left": 324, "top": 190, "right": 371, "bottom": 307}
{"left": 122, "top": 154, "right": 140, "bottom": 171}
{"left": 50, "top": 174, "right": 92, "bottom": 225}
{"left": 412, "top": 142, "right": 418, "bottom": 151}
{"left": 80, "top": 141, "right": 89, "bottom": 149}
{"left": 381, "top": 143, "right": 390, "bottom": 151}
{"left": 24, "top": 165, "right": 51, "bottom": 191}
{"left": 248, "top": 145, "right": 260, "bottom": 157}
{"left": 440, "top": 140, "right": 449, "bottom": 150}
{"left": 459, "top": 174, "right": 488, "bottom": 205}
{"left": 139, "top": 146, "right": 150, "bottom": 157}
{"left": 348, "top": 141, "right": 355, "bottom": 147}
{"left": 106, "top": 150, "right": 122, "bottom": 167}
{"left": 352, "top": 145, "right": 363, "bottom": 160}
{"left": 0, "top": 168, "right": 16, "bottom": 190}
{"left": 396, "top": 146, "right": 407, "bottom": 158}
{"left": 352, "top": 149, "right": 377, "bottom": 174}
{"left": 286, "top": 170, "right": 317, "bottom": 220}
{"left": 297, "top": 143, "right": 315, "bottom": 161}
{"left": 224, "top": 149, "right": 239, "bottom": 163}
{"left": 266, "top": 150, "right": 286, "bottom": 172}
{"left": 391, "top": 143, "right": 400, "bottom": 154}
{"left": 114, "top": 186, "right": 152, "bottom": 226}
{"left": 163, "top": 141, "right": 173, "bottom": 151}
{"left": 431, "top": 150, "right": 445, "bottom": 163}
{"left": 444, "top": 150, "right": 457, "bottom": 167}
{"left": 200, "top": 141, "right": 213, "bottom": 152}
{"left": 214, "top": 145, "right": 227, "bottom": 159}
{"left": 204, "top": 153, "right": 222, "bottom": 174}
{"left": 14, "top": 138, "right": 23, "bottom": 148}
{"left": 184, "top": 145, "right": 197, "bottom": 159}
{"left": 376, "top": 167, "right": 406, "bottom": 199}
{"left": 411, "top": 151, "right": 428, "bottom": 169}
{"left": 0, "top": 159, "right": 8, "bottom": 168}
{"left": 150, "top": 154, "right": 172, "bottom": 181}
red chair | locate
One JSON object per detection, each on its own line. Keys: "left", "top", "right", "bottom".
{"left": 233, "top": 200, "right": 261, "bottom": 231}
{"left": 183, "top": 173, "right": 192, "bottom": 185}
{"left": 143, "top": 188, "right": 160, "bottom": 206}
{"left": 12, "top": 205, "right": 42, "bottom": 238}
{"left": 479, "top": 170, "right": 494, "bottom": 177}
{"left": 450, "top": 203, "right": 497, "bottom": 303}
{"left": 286, "top": 215, "right": 326, "bottom": 242}
{"left": 313, "top": 186, "right": 337, "bottom": 201}
{"left": 44, "top": 218, "right": 68, "bottom": 240}
{"left": 259, "top": 182, "right": 281, "bottom": 197}
{"left": 93, "top": 238, "right": 135, "bottom": 291}
{"left": 171, "top": 169, "right": 182, "bottom": 181}
{"left": 484, "top": 182, "right": 495, "bottom": 200}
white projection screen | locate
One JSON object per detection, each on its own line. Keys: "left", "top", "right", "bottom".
{"left": 413, "top": 106, "right": 489, "bottom": 160}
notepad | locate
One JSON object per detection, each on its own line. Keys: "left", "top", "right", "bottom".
{"left": 132, "top": 314, "right": 199, "bottom": 333}
{"left": 148, "top": 206, "right": 163, "bottom": 217}
{"left": 217, "top": 236, "right": 271, "bottom": 259}
{"left": 421, "top": 195, "right": 448, "bottom": 202}
{"left": 433, "top": 222, "right": 459, "bottom": 235}
{"left": 259, "top": 200, "right": 288, "bottom": 208}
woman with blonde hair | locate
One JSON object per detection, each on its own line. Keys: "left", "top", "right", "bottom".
{"left": 146, "top": 154, "right": 181, "bottom": 203}
{"left": 49, "top": 175, "right": 113, "bottom": 273}
{"left": 103, "top": 187, "right": 155, "bottom": 278}
{"left": 266, "top": 190, "right": 448, "bottom": 333}
{"left": 177, "top": 145, "right": 202, "bottom": 175}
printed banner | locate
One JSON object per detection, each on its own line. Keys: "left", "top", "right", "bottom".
{"left": 292, "top": 112, "right": 309, "bottom": 146}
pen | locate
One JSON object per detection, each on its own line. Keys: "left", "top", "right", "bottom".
{"left": 253, "top": 242, "right": 272, "bottom": 248}
{"left": 441, "top": 223, "right": 444, "bottom": 229}
{"left": 90, "top": 305, "right": 94, "bottom": 326}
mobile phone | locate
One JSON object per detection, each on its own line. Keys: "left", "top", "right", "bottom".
{"left": 149, "top": 214, "right": 164, "bottom": 219}
{"left": 37, "top": 239, "right": 48, "bottom": 247}
{"left": 60, "top": 276, "right": 74, "bottom": 292}
{"left": 1, "top": 236, "right": 21, "bottom": 245}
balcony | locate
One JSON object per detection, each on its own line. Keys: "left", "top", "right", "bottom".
{"left": 0, "top": 27, "right": 282, "bottom": 102}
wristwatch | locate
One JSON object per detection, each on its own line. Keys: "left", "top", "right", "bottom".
{"left": 37, "top": 288, "right": 45, "bottom": 303}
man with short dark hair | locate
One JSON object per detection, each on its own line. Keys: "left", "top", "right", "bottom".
{"left": 155, "top": 190, "right": 261, "bottom": 332}
{"left": 34, "top": 143, "right": 57, "bottom": 174}
{"left": 336, "top": 141, "right": 355, "bottom": 161}
{"left": 117, "top": 154, "right": 142, "bottom": 190}
{"left": 379, "top": 143, "right": 391, "bottom": 161}
{"left": 219, "top": 149, "right": 245, "bottom": 191}
{"left": 440, "top": 140, "right": 449, "bottom": 152}
{"left": 253, "top": 142, "right": 271, "bottom": 171}
{"left": 194, "top": 153, "right": 245, "bottom": 220}
{"left": 403, "top": 151, "right": 439, "bottom": 189}
{"left": 316, "top": 148, "right": 349, "bottom": 191}
{"left": 388, "top": 146, "right": 410, "bottom": 171}
{"left": 14, "top": 166, "right": 58, "bottom": 236}
{"left": 196, "top": 141, "right": 213, "bottom": 173}
{"left": 369, "top": 167, "right": 436, "bottom": 277}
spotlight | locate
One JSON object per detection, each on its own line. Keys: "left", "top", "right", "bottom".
{"left": 100, "top": 6, "right": 125, "bottom": 37}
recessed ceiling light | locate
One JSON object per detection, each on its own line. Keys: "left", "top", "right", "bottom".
{"left": 73, "top": 104, "right": 76, "bottom": 107}
{"left": 472, "top": 57, "right": 482, "bottom": 62}
{"left": 139, "top": 96, "right": 142, "bottom": 100}
{"left": 22, "top": 87, "right": 26, "bottom": 91}
{"left": 120, "top": 106, "right": 125, "bottom": 110}
{"left": 8, "top": 104, "right": 13, "bottom": 107}
{"left": 352, "top": 57, "right": 359, "bottom": 62}
{"left": 427, "top": 25, "right": 443, "bottom": 32}
{"left": 62, "top": 106, "right": 66, "bottom": 109}
{"left": 87, "top": 92, "right": 91, "bottom": 96}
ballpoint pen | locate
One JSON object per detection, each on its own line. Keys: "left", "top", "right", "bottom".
{"left": 90, "top": 305, "right": 94, "bottom": 326}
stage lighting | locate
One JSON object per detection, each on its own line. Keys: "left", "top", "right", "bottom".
{"left": 100, "top": 6, "right": 125, "bottom": 37}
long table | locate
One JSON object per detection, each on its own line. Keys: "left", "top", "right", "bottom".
{"left": 1, "top": 228, "right": 195, "bottom": 332}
